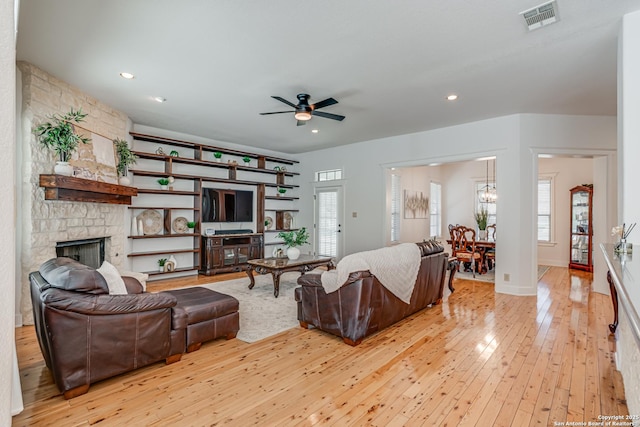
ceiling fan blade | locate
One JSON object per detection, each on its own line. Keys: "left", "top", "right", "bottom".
{"left": 297, "top": 120, "right": 307, "bottom": 127}
{"left": 311, "top": 97, "right": 338, "bottom": 110}
{"left": 272, "top": 96, "right": 297, "bottom": 108}
{"left": 312, "top": 110, "right": 345, "bottom": 121}
{"left": 260, "top": 111, "right": 294, "bottom": 115}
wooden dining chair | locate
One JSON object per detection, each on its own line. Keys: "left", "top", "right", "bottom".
{"left": 485, "top": 224, "right": 496, "bottom": 270}
{"left": 453, "top": 226, "right": 482, "bottom": 277}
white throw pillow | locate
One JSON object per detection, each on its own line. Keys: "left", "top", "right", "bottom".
{"left": 97, "top": 261, "right": 128, "bottom": 295}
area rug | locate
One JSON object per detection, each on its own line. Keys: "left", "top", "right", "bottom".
{"left": 453, "top": 265, "right": 551, "bottom": 283}
{"left": 199, "top": 272, "right": 303, "bottom": 343}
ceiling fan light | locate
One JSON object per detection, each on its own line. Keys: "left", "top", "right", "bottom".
{"left": 294, "top": 111, "right": 312, "bottom": 121}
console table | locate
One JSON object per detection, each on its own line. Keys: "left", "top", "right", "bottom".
{"left": 600, "top": 243, "right": 640, "bottom": 341}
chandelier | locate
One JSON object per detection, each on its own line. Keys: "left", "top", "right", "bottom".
{"left": 478, "top": 159, "right": 497, "bottom": 204}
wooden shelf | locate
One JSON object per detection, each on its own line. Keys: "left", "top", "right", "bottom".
{"left": 39, "top": 174, "right": 138, "bottom": 205}
{"left": 128, "top": 132, "right": 298, "bottom": 274}
{"left": 146, "top": 266, "right": 200, "bottom": 277}
{"left": 128, "top": 206, "right": 200, "bottom": 211}
{"left": 131, "top": 132, "right": 299, "bottom": 165}
{"left": 129, "top": 234, "right": 199, "bottom": 239}
{"left": 127, "top": 248, "right": 200, "bottom": 257}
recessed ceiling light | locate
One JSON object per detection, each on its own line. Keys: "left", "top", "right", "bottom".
{"left": 119, "top": 72, "right": 135, "bottom": 79}
{"left": 311, "top": 129, "right": 319, "bottom": 133}
{"left": 153, "top": 96, "right": 166, "bottom": 103}
{"left": 446, "top": 94, "right": 458, "bottom": 101}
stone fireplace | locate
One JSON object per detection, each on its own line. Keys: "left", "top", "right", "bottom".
{"left": 18, "top": 62, "right": 130, "bottom": 325}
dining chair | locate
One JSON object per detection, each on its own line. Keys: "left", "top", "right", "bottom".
{"left": 453, "top": 226, "right": 482, "bottom": 277}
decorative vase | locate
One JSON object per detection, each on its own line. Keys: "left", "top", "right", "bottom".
{"left": 161, "top": 185, "right": 168, "bottom": 190}
{"left": 168, "top": 255, "right": 178, "bottom": 269}
{"left": 286, "top": 247, "right": 300, "bottom": 260}
{"left": 479, "top": 230, "right": 487, "bottom": 240}
{"left": 616, "top": 238, "right": 633, "bottom": 254}
{"left": 119, "top": 175, "right": 131, "bottom": 186}
{"left": 54, "top": 161, "right": 73, "bottom": 176}
{"left": 131, "top": 216, "right": 138, "bottom": 236}
{"left": 159, "top": 265, "right": 165, "bottom": 273}
{"left": 138, "top": 219, "right": 144, "bottom": 235}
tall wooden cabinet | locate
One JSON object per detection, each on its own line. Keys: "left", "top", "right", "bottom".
{"left": 569, "top": 185, "right": 593, "bottom": 272}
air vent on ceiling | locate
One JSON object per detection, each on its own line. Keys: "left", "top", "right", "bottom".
{"left": 520, "top": 1, "right": 558, "bottom": 31}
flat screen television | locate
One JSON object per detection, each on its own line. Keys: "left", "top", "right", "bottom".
{"left": 202, "top": 188, "right": 253, "bottom": 222}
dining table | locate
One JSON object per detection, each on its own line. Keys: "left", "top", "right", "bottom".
{"left": 447, "top": 238, "right": 496, "bottom": 274}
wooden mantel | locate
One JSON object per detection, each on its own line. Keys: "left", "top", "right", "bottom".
{"left": 39, "top": 175, "right": 138, "bottom": 205}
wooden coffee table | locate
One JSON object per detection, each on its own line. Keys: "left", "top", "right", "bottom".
{"left": 246, "top": 255, "right": 335, "bottom": 297}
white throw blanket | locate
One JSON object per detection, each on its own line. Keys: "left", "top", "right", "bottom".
{"left": 320, "top": 243, "right": 422, "bottom": 304}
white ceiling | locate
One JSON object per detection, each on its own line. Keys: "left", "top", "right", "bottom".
{"left": 16, "top": 0, "right": 640, "bottom": 154}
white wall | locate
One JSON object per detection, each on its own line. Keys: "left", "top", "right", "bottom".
{"left": 1, "top": 0, "right": 18, "bottom": 421}
{"left": 297, "top": 114, "right": 616, "bottom": 296}
{"left": 615, "top": 9, "right": 640, "bottom": 419}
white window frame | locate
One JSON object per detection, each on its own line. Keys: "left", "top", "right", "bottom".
{"left": 390, "top": 174, "right": 401, "bottom": 243}
{"left": 430, "top": 181, "right": 442, "bottom": 239}
{"left": 538, "top": 174, "right": 555, "bottom": 244}
{"left": 316, "top": 169, "right": 343, "bottom": 182}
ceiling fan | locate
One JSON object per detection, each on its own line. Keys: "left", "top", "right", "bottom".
{"left": 260, "top": 93, "right": 345, "bottom": 126}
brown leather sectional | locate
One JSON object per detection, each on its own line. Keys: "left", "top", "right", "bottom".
{"left": 294, "top": 241, "right": 448, "bottom": 345}
{"left": 29, "top": 257, "right": 238, "bottom": 399}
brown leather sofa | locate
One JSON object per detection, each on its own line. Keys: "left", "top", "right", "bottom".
{"left": 29, "top": 257, "right": 187, "bottom": 399}
{"left": 294, "top": 241, "right": 448, "bottom": 345}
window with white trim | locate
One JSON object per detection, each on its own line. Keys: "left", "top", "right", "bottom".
{"left": 390, "top": 174, "right": 401, "bottom": 242}
{"left": 430, "top": 182, "right": 442, "bottom": 238}
{"left": 538, "top": 177, "right": 553, "bottom": 242}
{"left": 316, "top": 169, "right": 342, "bottom": 182}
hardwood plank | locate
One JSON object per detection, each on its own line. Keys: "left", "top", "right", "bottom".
{"left": 12, "top": 268, "right": 630, "bottom": 426}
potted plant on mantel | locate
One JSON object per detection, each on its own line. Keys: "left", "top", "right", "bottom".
{"left": 33, "top": 108, "right": 91, "bottom": 176}
{"left": 277, "top": 227, "right": 309, "bottom": 260}
{"left": 113, "top": 138, "right": 137, "bottom": 186}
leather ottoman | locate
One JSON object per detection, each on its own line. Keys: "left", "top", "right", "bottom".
{"left": 166, "top": 287, "right": 239, "bottom": 352}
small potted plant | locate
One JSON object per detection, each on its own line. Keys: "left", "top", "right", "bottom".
{"left": 187, "top": 221, "right": 196, "bottom": 233}
{"left": 277, "top": 187, "right": 287, "bottom": 197}
{"left": 213, "top": 151, "right": 222, "bottom": 162}
{"left": 33, "top": 107, "right": 91, "bottom": 176}
{"left": 113, "top": 138, "right": 137, "bottom": 185}
{"left": 169, "top": 150, "right": 179, "bottom": 157}
{"left": 277, "top": 227, "right": 309, "bottom": 260}
{"left": 157, "top": 178, "right": 170, "bottom": 190}
{"left": 242, "top": 156, "right": 251, "bottom": 166}
{"left": 475, "top": 207, "right": 488, "bottom": 240}
{"left": 157, "top": 258, "right": 167, "bottom": 272}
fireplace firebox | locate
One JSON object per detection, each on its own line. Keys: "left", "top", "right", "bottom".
{"left": 55, "top": 237, "right": 107, "bottom": 269}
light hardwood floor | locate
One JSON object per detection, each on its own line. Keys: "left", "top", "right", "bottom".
{"left": 13, "top": 267, "right": 628, "bottom": 426}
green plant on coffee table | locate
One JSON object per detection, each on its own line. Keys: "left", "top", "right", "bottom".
{"left": 33, "top": 108, "right": 91, "bottom": 161}
{"left": 113, "top": 138, "right": 137, "bottom": 177}
{"left": 157, "top": 178, "right": 170, "bottom": 186}
{"left": 187, "top": 221, "right": 196, "bottom": 229}
{"left": 278, "top": 227, "right": 309, "bottom": 248}
{"left": 158, "top": 258, "right": 167, "bottom": 267}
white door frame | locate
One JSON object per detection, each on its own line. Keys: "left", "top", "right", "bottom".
{"left": 313, "top": 182, "right": 345, "bottom": 259}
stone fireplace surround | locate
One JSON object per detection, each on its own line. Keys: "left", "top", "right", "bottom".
{"left": 18, "top": 62, "right": 130, "bottom": 325}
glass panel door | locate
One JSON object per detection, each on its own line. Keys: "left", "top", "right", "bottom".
{"left": 314, "top": 186, "right": 343, "bottom": 258}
